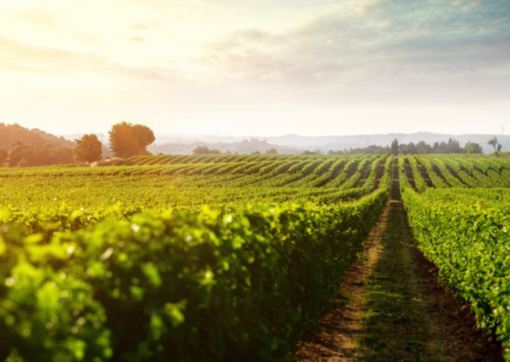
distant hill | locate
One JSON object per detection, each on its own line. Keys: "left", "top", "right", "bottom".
{"left": 61, "top": 131, "right": 509, "bottom": 155}
{"left": 260, "top": 133, "right": 509, "bottom": 153}
{"left": 148, "top": 138, "right": 301, "bottom": 155}
{"left": 0, "top": 123, "right": 75, "bottom": 149}
{"left": 143, "top": 132, "right": 509, "bottom": 154}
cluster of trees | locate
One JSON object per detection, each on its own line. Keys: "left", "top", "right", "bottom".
{"left": 0, "top": 142, "right": 73, "bottom": 167}
{"left": 327, "top": 138, "right": 485, "bottom": 155}
{"left": 192, "top": 146, "right": 280, "bottom": 155}
{"left": 1, "top": 121, "right": 506, "bottom": 167}
{"left": 329, "top": 145, "right": 389, "bottom": 155}
{"left": 152, "top": 139, "right": 291, "bottom": 155}
{"left": 387, "top": 138, "right": 482, "bottom": 155}
{"left": 0, "top": 123, "right": 74, "bottom": 149}
{"left": 73, "top": 122, "right": 155, "bottom": 162}
{"left": 0, "top": 122, "right": 156, "bottom": 167}
{"left": 389, "top": 138, "right": 469, "bottom": 155}
{"left": 0, "top": 123, "right": 76, "bottom": 167}
{"left": 192, "top": 146, "right": 222, "bottom": 155}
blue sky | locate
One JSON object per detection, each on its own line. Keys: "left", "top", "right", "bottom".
{"left": 0, "top": 0, "right": 509, "bottom": 136}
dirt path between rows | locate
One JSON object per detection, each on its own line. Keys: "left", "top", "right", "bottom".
{"left": 294, "top": 159, "right": 503, "bottom": 362}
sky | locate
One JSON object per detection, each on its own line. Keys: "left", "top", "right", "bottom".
{"left": 0, "top": 0, "right": 509, "bottom": 137}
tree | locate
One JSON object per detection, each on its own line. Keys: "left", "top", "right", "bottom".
{"left": 0, "top": 147, "right": 7, "bottom": 166}
{"left": 416, "top": 141, "right": 432, "bottom": 154}
{"left": 404, "top": 142, "right": 418, "bottom": 154}
{"left": 446, "top": 138, "right": 462, "bottom": 153}
{"left": 132, "top": 124, "right": 155, "bottom": 154}
{"left": 328, "top": 150, "right": 344, "bottom": 155}
{"left": 464, "top": 141, "right": 482, "bottom": 154}
{"left": 6, "top": 140, "right": 73, "bottom": 167}
{"left": 9, "top": 141, "right": 28, "bottom": 167}
{"left": 390, "top": 139, "right": 399, "bottom": 155}
{"left": 192, "top": 145, "right": 221, "bottom": 155}
{"left": 109, "top": 122, "right": 155, "bottom": 158}
{"left": 266, "top": 148, "right": 278, "bottom": 155}
{"left": 73, "top": 134, "right": 102, "bottom": 163}
{"left": 488, "top": 137, "right": 502, "bottom": 155}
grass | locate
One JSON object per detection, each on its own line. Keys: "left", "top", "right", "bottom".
{"left": 358, "top": 199, "right": 451, "bottom": 362}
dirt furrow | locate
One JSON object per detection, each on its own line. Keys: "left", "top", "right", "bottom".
{"left": 294, "top": 158, "right": 503, "bottom": 362}
{"left": 295, "top": 200, "right": 387, "bottom": 362}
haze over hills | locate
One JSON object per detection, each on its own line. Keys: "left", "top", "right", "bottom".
{"left": 0, "top": 123, "right": 75, "bottom": 150}
{"left": 140, "top": 132, "right": 509, "bottom": 154}
{"left": 4, "top": 124, "right": 506, "bottom": 155}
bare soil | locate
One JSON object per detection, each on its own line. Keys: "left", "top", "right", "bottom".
{"left": 294, "top": 201, "right": 388, "bottom": 362}
{"left": 403, "top": 157, "right": 417, "bottom": 191}
{"left": 415, "top": 159, "right": 435, "bottom": 188}
{"left": 409, "top": 246, "right": 504, "bottom": 362}
{"left": 355, "top": 160, "right": 376, "bottom": 188}
{"left": 431, "top": 164, "right": 452, "bottom": 186}
{"left": 372, "top": 163, "right": 386, "bottom": 191}
{"left": 444, "top": 164, "right": 470, "bottom": 187}
{"left": 294, "top": 158, "right": 504, "bottom": 362}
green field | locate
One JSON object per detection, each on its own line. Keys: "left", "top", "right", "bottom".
{"left": 1, "top": 153, "right": 510, "bottom": 361}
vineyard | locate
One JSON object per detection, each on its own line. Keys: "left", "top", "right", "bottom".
{"left": 400, "top": 154, "right": 510, "bottom": 361}
{"left": 1, "top": 153, "right": 510, "bottom": 361}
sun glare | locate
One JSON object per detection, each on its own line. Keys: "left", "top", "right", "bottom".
{"left": 0, "top": 0, "right": 38, "bottom": 8}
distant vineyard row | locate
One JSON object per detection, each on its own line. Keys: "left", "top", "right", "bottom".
{"left": 0, "top": 155, "right": 390, "bottom": 211}
{"left": 3, "top": 153, "right": 510, "bottom": 361}
{"left": 0, "top": 154, "right": 392, "bottom": 361}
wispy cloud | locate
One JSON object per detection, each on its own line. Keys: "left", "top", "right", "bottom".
{"left": 129, "top": 37, "right": 146, "bottom": 43}
{"left": 0, "top": 0, "right": 509, "bottom": 136}
{"left": 0, "top": 35, "right": 188, "bottom": 85}
{"left": 202, "top": 0, "right": 510, "bottom": 84}
{"left": 0, "top": 36, "right": 103, "bottom": 75}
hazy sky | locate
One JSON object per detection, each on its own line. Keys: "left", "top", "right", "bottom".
{"left": 1, "top": 0, "right": 509, "bottom": 137}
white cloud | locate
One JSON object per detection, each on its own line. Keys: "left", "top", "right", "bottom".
{"left": 202, "top": 0, "right": 510, "bottom": 85}
{"left": 0, "top": 0, "right": 509, "bottom": 136}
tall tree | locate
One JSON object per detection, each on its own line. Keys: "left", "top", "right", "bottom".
{"left": 416, "top": 141, "right": 432, "bottom": 154}
{"left": 464, "top": 141, "right": 482, "bottom": 154}
{"left": 404, "top": 142, "right": 418, "bottom": 154}
{"left": 73, "top": 134, "right": 103, "bottom": 163}
{"left": 109, "top": 122, "right": 155, "bottom": 158}
{"left": 132, "top": 124, "right": 155, "bottom": 155}
{"left": 488, "top": 137, "right": 502, "bottom": 155}
{"left": 390, "top": 139, "right": 399, "bottom": 155}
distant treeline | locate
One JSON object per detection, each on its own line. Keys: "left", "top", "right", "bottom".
{"left": 0, "top": 123, "right": 74, "bottom": 149}
{"left": 0, "top": 122, "right": 153, "bottom": 167}
{"left": 329, "top": 138, "right": 483, "bottom": 155}
{"left": 0, "top": 123, "right": 76, "bottom": 167}
{"left": 0, "top": 123, "right": 491, "bottom": 168}
{"left": 150, "top": 138, "right": 301, "bottom": 155}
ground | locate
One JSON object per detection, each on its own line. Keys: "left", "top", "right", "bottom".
{"left": 294, "top": 159, "right": 504, "bottom": 362}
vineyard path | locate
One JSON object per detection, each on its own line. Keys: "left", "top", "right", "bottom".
{"left": 294, "top": 157, "right": 503, "bottom": 362}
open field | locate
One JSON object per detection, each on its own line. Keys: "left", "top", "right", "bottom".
{"left": 1, "top": 154, "right": 510, "bottom": 361}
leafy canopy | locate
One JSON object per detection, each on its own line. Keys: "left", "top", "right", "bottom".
{"left": 73, "top": 134, "right": 102, "bottom": 163}
{"left": 109, "top": 122, "right": 155, "bottom": 158}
